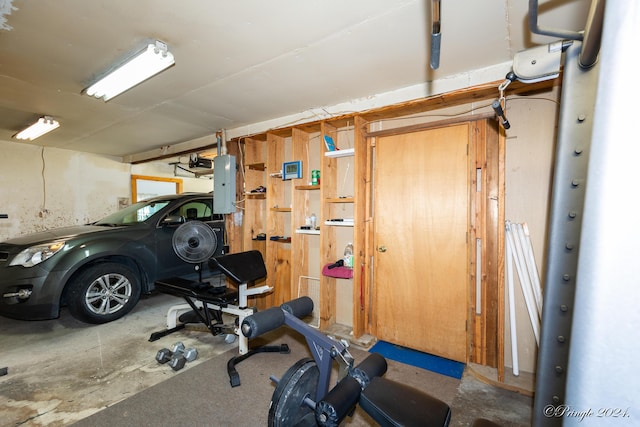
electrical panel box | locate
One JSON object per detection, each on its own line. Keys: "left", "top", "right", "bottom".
{"left": 213, "top": 154, "right": 236, "bottom": 214}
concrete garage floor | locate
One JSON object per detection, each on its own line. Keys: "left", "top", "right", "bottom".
{"left": 0, "top": 292, "right": 236, "bottom": 427}
{"left": 1, "top": 292, "right": 534, "bottom": 427}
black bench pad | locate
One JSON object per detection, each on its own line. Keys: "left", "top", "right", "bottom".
{"left": 359, "top": 376, "right": 451, "bottom": 427}
{"left": 210, "top": 250, "right": 267, "bottom": 285}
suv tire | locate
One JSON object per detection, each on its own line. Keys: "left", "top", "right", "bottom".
{"left": 66, "top": 262, "right": 141, "bottom": 323}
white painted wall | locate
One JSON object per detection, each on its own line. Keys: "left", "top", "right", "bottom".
{"left": 0, "top": 141, "right": 213, "bottom": 241}
{"left": 504, "top": 87, "right": 560, "bottom": 373}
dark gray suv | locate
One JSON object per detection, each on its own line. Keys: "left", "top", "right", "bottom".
{"left": 0, "top": 193, "right": 225, "bottom": 324}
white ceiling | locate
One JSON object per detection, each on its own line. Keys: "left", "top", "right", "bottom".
{"left": 0, "top": 0, "right": 590, "bottom": 160}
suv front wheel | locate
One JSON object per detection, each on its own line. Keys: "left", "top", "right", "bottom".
{"left": 66, "top": 262, "right": 141, "bottom": 323}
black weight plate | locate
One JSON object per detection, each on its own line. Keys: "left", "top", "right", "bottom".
{"left": 268, "top": 358, "right": 319, "bottom": 427}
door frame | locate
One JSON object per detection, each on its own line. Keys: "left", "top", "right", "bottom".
{"left": 363, "top": 114, "right": 504, "bottom": 367}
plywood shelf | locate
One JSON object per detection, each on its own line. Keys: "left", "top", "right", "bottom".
{"left": 295, "top": 185, "right": 321, "bottom": 190}
{"left": 326, "top": 197, "right": 354, "bottom": 203}
{"left": 245, "top": 192, "right": 266, "bottom": 198}
{"left": 271, "top": 237, "right": 291, "bottom": 243}
{"left": 247, "top": 162, "right": 266, "bottom": 171}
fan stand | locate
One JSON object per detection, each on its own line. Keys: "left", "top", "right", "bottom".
{"left": 193, "top": 262, "right": 204, "bottom": 286}
{"left": 172, "top": 218, "right": 226, "bottom": 311}
{"left": 153, "top": 221, "right": 250, "bottom": 341}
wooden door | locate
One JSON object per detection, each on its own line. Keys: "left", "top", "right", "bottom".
{"left": 373, "top": 124, "right": 469, "bottom": 362}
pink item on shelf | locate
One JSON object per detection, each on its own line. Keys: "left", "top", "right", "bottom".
{"left": 322, "top": 264, "right": 353, "bottom": 279}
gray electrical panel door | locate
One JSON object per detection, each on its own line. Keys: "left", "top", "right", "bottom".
{"left": 213, "top": 154, "right": 236, "bottom": 214}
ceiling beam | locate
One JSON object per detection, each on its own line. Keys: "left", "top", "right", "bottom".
{"left": 123, "top": 134, "right": 218, "bottom": 164}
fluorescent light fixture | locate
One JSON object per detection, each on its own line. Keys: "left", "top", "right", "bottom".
{"left": 14, "top": 116, "right": 60, "bottom": 141}
{"left": 84, "top": 40, "right": 175, "bottom": 101}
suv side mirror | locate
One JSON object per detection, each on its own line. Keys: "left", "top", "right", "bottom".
{"left": 162, "top": 215, "right": 185, "bottom": 226}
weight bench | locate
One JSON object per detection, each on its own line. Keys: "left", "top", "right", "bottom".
{"left": 241, "top": 296, "right": 452, "bottom": 427}
{"left": 151, "top": 250, "right": 289, "bottom": 386}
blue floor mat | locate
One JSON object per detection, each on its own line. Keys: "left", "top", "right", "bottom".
{"left": 369, "top": 341, "right": 465, "bottom": 379}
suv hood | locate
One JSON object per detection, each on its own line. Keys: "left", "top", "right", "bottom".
{"left": 3, "top": 225, "right": 120, "bottom": 247}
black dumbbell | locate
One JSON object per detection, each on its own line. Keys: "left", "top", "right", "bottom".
{"left": 169, "top": 354, "right": 187, "bottom": 371}
{"left": 169, "top": 342, "right": 198, "bottom": 371}
{"left": 156, "top": 348, "right": 173, "bottom": 364}
{"left": 155, "top": 342, "right": 198, "bottom": 370}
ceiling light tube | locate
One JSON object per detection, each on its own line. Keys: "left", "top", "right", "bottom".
{"left": 84, "top": 40, "right": 175, "bottom": 101}
{"left": 14, "top": 116, "right": 60, "bottom": 140}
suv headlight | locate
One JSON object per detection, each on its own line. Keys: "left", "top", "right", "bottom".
{"left": 9, "top": 241, "right": 66, "bottom": 267}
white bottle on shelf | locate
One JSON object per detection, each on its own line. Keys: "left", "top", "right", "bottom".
{"left": 343, "top": 242, "right": 354, "bottom": 268}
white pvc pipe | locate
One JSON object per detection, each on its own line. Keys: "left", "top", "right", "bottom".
{"left": 511, "top": 223, "right": 541, "bottom": 325}
{"left": 506, "top": 224, "right": 520, "bottom": 376}
{"left": 513, "top": 223, "right": 542, "bottom": 317}
{"left": 519, "top": 223, "right": 543, "bottom": 315}
{"left": 506, "top": 222, "right": 541, "bottom": 345}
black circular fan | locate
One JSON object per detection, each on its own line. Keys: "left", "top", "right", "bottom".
{"left": 172, "top": 220, "right": 218, "bottom": 264}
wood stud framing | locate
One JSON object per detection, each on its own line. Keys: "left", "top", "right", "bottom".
{"left": 227, "top": 77, "right": 556, "bottom": 376}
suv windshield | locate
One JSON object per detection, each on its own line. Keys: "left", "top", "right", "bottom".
{"left": 94, "top": 199, "right": 172, "bottom": 226}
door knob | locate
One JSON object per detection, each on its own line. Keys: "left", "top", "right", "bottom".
{"left": 377, "top": 245, "right": 387, "bottom": 253}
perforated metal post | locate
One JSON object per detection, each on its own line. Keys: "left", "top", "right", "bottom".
{"left": 563, "top": 2, "right": 640, "bottom": 424}
{"left": 531, "top": 41, "right": 600, "bottom": 426}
